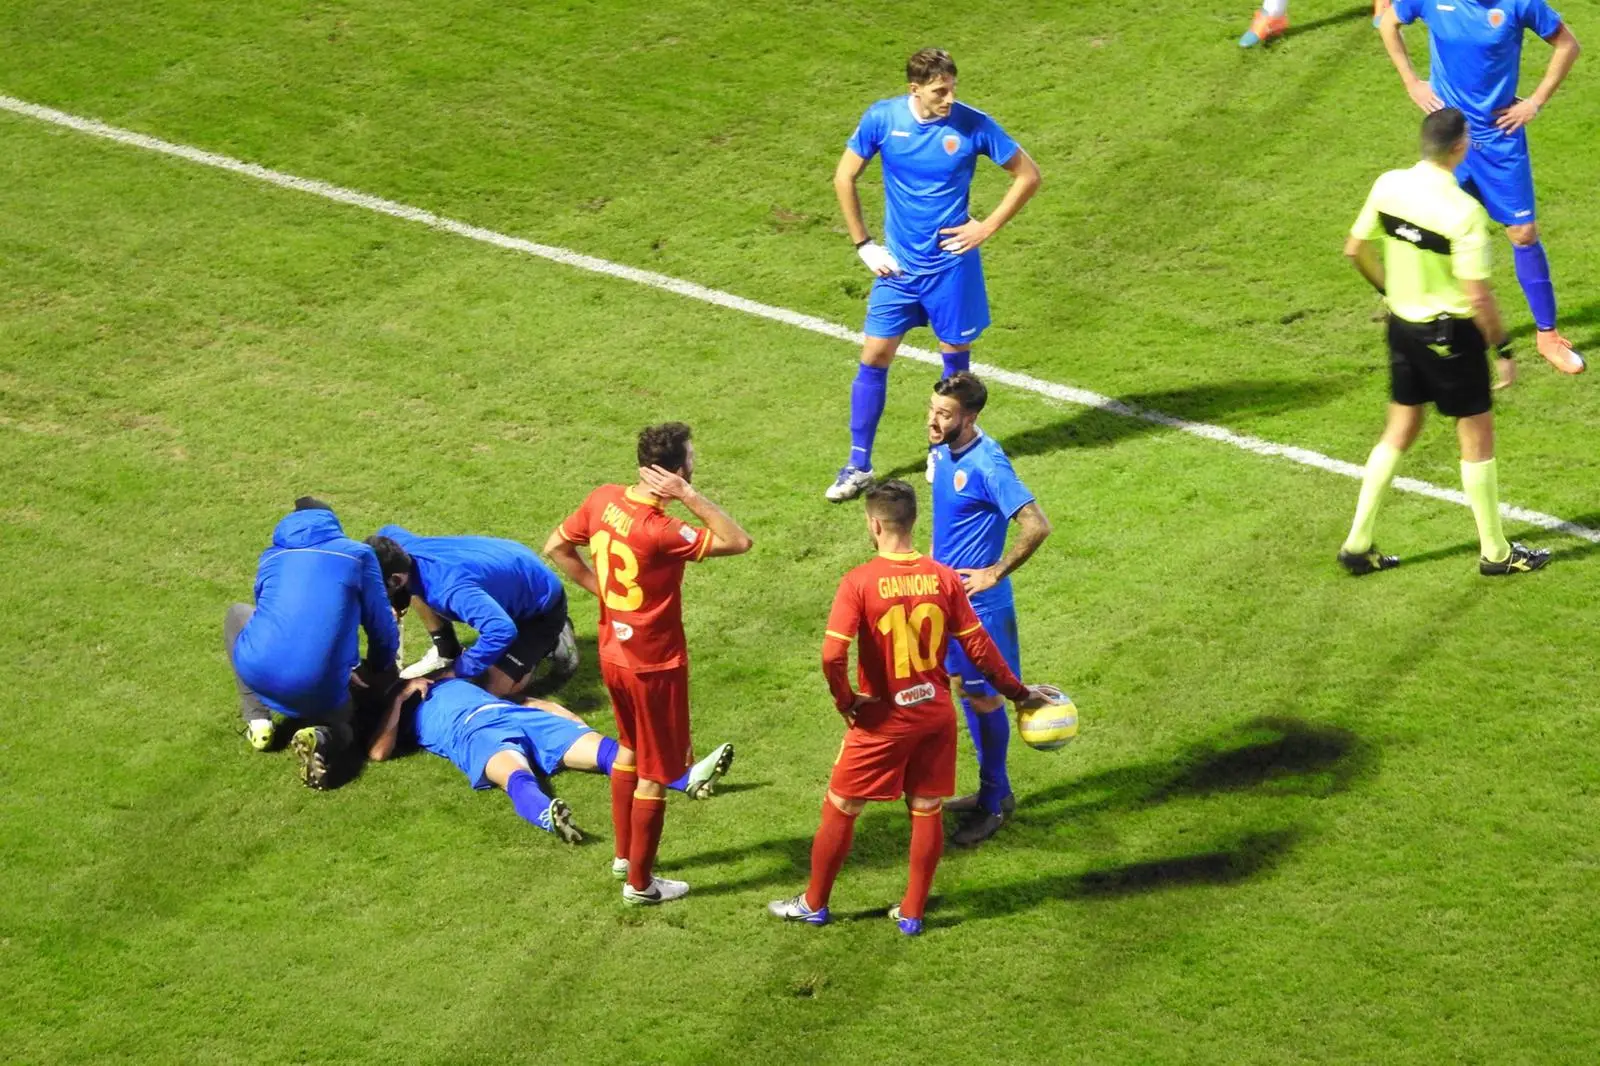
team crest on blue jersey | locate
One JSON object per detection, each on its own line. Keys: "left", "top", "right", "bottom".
{"left": 1487, "top": 7, "right": 1505, "bottom": 26}
{"left": 943, "top": 135, "right": 960, "bottom": 155}
{"left": 953, "top": 470, "right": 969, "bottom": 491}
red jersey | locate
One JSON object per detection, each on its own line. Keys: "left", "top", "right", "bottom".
{"left": 558, "top": 484, "right": 712, "bottom": 672}
{"left": 822, "top": 550, "right": 1025, "bottom": 732}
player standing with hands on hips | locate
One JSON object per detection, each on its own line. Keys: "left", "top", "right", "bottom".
{"left": 826, "top": 48, "right": 1042, "bottom": 502}
{"left": 1377, "top": 0, "right": 1584, "bottom": 374}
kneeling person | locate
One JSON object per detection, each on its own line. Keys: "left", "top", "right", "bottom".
{"left": 370, "top": 679, "right": 735, "bottom": 851}
{"left": 369, "top": 526, "right": 577, "bottom": 697}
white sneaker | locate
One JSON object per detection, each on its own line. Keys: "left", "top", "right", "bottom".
{"left": 245, "top": 718, "right": 274, "bottom": 752}
{"left": 622, "top": 876, "right": 690, "bottom": 905}
{"left": 684, "top": 742, "right": 734, "bottom": 800}
{"left": 400, "top": 647, "right": 453, "bottom": 680}
{"left": 925, "top": 448, "right": 937, "bottom": 484}
{"left": 824, "top": 466, "right": 875, "bottom": 503}
{"left": 767, "top": 892, "right": 829, "bottom": 925}
{"left": 610, "top": 857, "right": 630, "bottom": 881}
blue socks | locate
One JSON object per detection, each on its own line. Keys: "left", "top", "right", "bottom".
{"left": 941, "top": 349, "right": 970, "bottom": 378}
{"left": 598, "top": 736, "right": 688, "bottom": 791}
{"left": 1512, "top": 240, "right": 1557, "bottom": 332}
{"left": 961, "top": 699, "right": 1013, "bottom": 816}
{"left": 848, "top": 363, "right": 889, "bottom": 471}
{"left": 506, "top": 769, "right": 555, "bottom": 832}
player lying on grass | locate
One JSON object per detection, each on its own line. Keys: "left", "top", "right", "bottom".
{"left": 367, "top": 526, "right": 578, "bottom": 698}
{"left": 768, "top": 480, "right": 1046, "bottom": 936}
{"left": 369, "top": 678, "right": 736, "bottom": 849}
{"left": 226, "top": 496, "right": 400, "bottom": 789}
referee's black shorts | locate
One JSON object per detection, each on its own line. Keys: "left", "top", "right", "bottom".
{"left": 1387, "top": 314, "right": 1491, "bottom": 418}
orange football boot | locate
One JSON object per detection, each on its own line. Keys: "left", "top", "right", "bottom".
{"left": 1535, "top": 329, "right": 1587, "bottom": 374}
{"left": 1240, "top": 8, "right": 1289, "bottom": 46}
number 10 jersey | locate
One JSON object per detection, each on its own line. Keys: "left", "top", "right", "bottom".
{"left": 557, "top": 485, "right": 712, "bottom": 672}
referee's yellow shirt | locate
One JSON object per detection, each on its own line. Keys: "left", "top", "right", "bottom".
{"left": 1350, "top": 161, "right": 1492, "bottom": 323}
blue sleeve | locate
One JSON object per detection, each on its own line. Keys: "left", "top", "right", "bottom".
{"left": 357, "top": 545, "right": 400, "bottom": 666}
{"left": 974, "top": 112, "right": 1019, "bottom": 167}
{"left": 1520, "top": 0, "right": 1562, "bottom": 37}
{"left": 846, "top": 104, "right": 885, "bottom": 160}
{"left": 441, "top": 583, "right": 517, "bottom": 679}
{"left": 983, "top": 453, "right": 1036, "bottom": 520}
{"left": 1392, "top": 0, "right": 1423, "bottom": 23}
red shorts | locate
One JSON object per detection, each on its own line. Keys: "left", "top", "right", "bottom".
{"left": 828, "top": 715, "right": 956, "bottom": 803}
{"left": 601, "top": 660, "right": 692, "bottom": 784}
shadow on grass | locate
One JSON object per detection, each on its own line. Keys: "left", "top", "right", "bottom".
{"left": 1383, "top": 513, "right": 1600, "bottom": 570}
{"left": 681, "top": 717, "right": 1374, "bottom": 912}
{"left": 1508, "top": 300, "right": 1600, "bottom": 347}
{"left": 1280, "top": 4, "right": 1373, "bottom": 40}
{"left": 877, "top": 376, "right": 1356, "bottom": 479}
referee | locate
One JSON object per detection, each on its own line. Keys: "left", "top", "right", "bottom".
{"left": 1337, "top": 108, "right": 1549, "bottom": 578}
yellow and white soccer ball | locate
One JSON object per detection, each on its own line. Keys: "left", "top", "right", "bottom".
{"left": 1016, "top": 685, "right": 1079, "bottom": 751}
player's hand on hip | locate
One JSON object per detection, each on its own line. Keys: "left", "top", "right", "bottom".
{"left": 637, "top": 464, "right": 694, "bottom": 500}
{"left": 1494, "top": 98, "right": 1539, "bottom": 133}
{"left": 842, "top": 692, "right": 871, "bottom": 726}
{"left": 956, "top": 566, "right": 1002, "bottom": 594}
{"left": 857, "top": 241, "right": 902, "bottom": 277}
{"left": 937, "top": 218, "right": 991, "bottom": 255}
{"left": 1406, "top": 80, "right": 1444, "bottom": 113}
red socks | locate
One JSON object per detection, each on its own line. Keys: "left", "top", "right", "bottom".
{"left": 610, "top": 767, "right": 637, "bottom": 862}
{"left": 805, "top": 798, "right": 859, "bottom": 911}
{"left": 900, "top": 804, "right": 944, "bottom": 920}
{"left": 626, "top": 794, "right": 667, "bottom": 892}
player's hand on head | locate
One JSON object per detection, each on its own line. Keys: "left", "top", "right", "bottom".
{"left": 1407, "top": 80, "right": 1444, "bottom": 113}
{"left": 638, "top": 464, "right": 693, "bottom": 500}
{"left": 857, "top": 240, "right": 902, "bottom": 277}
{"left": 1494, "top": 98, "right": 1539, "bottom": 133}
{"left": 937, "top": 218, "right": 991, "bottom": 255}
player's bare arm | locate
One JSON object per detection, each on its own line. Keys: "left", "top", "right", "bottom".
{"left": 369, "top": 677, "right": 432, "bottom": 761}
{"left": 1379, "top": 7, "right": 1444, "bottom": 112}
{"left": 834, "top": 149, "right": 901, "bottom": 278}
{"left": 937, "top": 149, "right": 1042, "bottom": 255}
{"left": 1497, "top": 25, "right": 1581, "bottom": 133}
{"left": 1345, "top": 236, "right": 1386, "bottom": 295}
{"left": 636, "top": 465, "right": 754, "bottom": 557}
{"left": 542, "top": 528, "right": 601, "bottom": 598}
{"left": 957, "top": 501, "right": 1052, "bottom": 594}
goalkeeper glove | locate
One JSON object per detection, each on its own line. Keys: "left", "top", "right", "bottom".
{"left": 856, "top": 240, "right": 901, "bottom": 276}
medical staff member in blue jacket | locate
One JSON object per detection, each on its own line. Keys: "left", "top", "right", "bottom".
{"left": 367, "top": 525, "right": 575, "bottom": 699}
{"left": 225, "top": 497, "right": 401, "bottom": 789}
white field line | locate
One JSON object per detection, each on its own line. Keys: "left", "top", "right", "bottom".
{"left": 3, "top": 92, "right": 1596, "bottom": 544}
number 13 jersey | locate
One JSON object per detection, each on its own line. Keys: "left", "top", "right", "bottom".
{"left": 822, "top": 550, "right": 1025, "bottom": 733}
{"left": 558, "top": 485, "right": 712, "bottom": 672}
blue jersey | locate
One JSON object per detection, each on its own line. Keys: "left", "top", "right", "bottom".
{"left": 378, "top": 526, "right": 566, "bottom": 680}
{"left": 233, "top": 508, "right": 399, "bottom": 717}
{"left": 848, "top": 97, "right": 1018, "bottom": 277}
{"left": 930, "top": 431, "right": 1035, "bottom": 614}
{"left": 410, "top": 679, "right": 516, "bottom": 762}
{"left": 409, "top": 679, "right": 589, "bottom": 788}
{"left": 1393, "top": 0, "right": 1564, "bottom": 132}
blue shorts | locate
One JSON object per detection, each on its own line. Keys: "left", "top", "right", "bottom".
{"left": 864, "top": 252, "right": 990, "bottom": 345}
{"left": 1456, "top": 129, "right": 1535, "bottom": 226}
{"left": 456, "top": 707, "right": 592, "bottom": 790}
{"left": 945, "top": 605, "right": 1021, "bottom": 701}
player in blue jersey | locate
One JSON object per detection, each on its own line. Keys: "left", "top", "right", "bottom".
{"left": 825, "top": 48, "right": 1042, "bottom": 502}
{"left": 927, "top": 373, "right": 1053, "bottom": 846}
{"left": 368, "top": 526, "right": 578, "bottom": 698}
{"left": 370, "top": 678, "right": 736, "bottom": 860}
{"left": 1378, "top": 0, "right": 1584, "bottom": 374}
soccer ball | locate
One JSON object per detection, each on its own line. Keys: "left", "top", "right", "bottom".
{"left": 1016, "top": 685, "right": 1078, "bottom": 751}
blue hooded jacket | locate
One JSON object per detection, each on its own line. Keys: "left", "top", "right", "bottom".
{"left": 376, "top": 526, "right": 565, "bottom": 680}
{"left": 233, "top": 509, "right": 400, "bottom": 717}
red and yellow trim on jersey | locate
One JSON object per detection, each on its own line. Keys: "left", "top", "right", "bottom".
{"left": 557, "top": 524, "right": 586, "bottom": 545}
{"left": 824, "top": 629, "right": 855, "bottom": 644}
{"left": 625, "top": 487, "right": 664, "bottom": 510}
{"left": 955, "top": 622, "right": 984, "bottom": 637}
{"left": 909, "top": 804, "right": 945, "bottom": 817}
{"left": 693, "top": 528, "right": 713, "bottom": 561}
{"left": 878, "top": 550, "right": 923, "bottom": 562}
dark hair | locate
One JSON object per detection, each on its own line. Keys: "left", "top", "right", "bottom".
{"left": 294, "top": 495, "right": 334, "bottom": 512}
{"left": 365, "top": 535, "right": 412, "bottom": 581}
{"left": 865, "top": 479, "right": 918, "bottom": 531}
{"left": 1421, "top": 108, "right": 1468, "bottom": 162}
{"left": 907, "top": 47, "right": 957, "bottom": 85}
{"left": 637, "top": 422, "right": 692, "bottom": 472}
{"left": 933, "top": 371, "right": 988, "bottom": 414}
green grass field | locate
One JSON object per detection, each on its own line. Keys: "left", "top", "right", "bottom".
{"left": 4, "top": 2, "right": 1600, "bottom": 1062}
